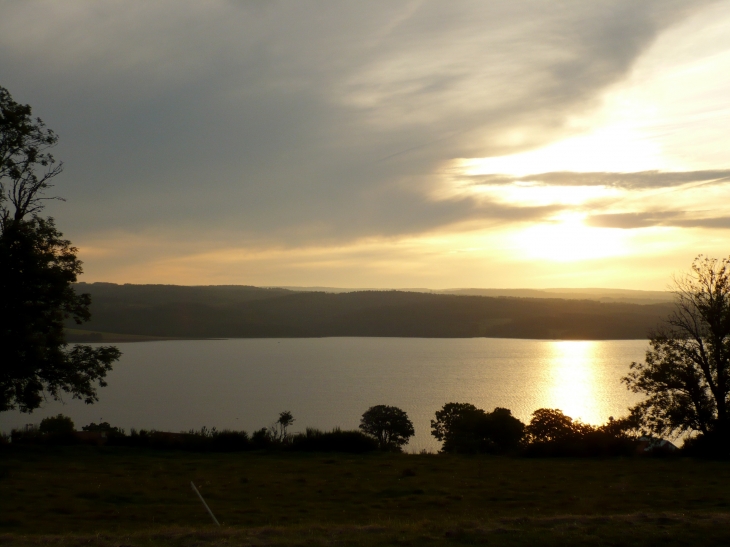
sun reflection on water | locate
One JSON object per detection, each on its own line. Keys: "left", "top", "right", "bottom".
{"left": 542, "top": 341, "right": 604, "bottom": 425}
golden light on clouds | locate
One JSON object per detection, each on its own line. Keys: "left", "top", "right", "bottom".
{"left": 457, "top": 124, "right": 665, "bottom": 178}
{"left": 456, "top": 179, "right": 620, "bottom": 207}
{"left": 17, "top": 0, "right": 729, "bottom": 290}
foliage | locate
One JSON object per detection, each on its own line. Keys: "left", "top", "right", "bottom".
{"left": 251, "top": 427, "right": 273, "bottom": 449}
{"left": 359, "top": 404, "right": 415, "bottom": 451}
{"left": 526, "top": 408, "right": 588, "bottom": 443}
{"left": 0, "top": 85, "right": 121, "bottom": 413}
{"left": 290, "top": 427, "right": 379, "bottom": 453}
{"left": 431, "top": 402, "right": 525, "bottom": 453}
{"left": 0, "top": 85, "right": 62, "bottom": 225}
{"left": 38, "top": 413, "right": 75, "bottom": 434}
{"left": 624, "top": 256, "right": 730, "bottom": 446}
{"left": 82, "top": 421, "right": 125, "bottom": 436}
{"left": 524, "top": 409, "right": 639, "bottom": 457}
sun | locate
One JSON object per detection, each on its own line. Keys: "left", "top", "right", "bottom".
{"left": 510, "top": 213, "right": 628, "bottom": 262}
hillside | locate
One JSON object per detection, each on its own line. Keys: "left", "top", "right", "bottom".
{"left": 66, "top": 283, "right": 675, "bottom": 340}
{"left": 274, "top": 286, "right": 674, "bottom": 305}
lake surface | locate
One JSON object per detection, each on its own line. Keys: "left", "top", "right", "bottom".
{"left": 0, "top": 338, "right": 649, "bottom": 451}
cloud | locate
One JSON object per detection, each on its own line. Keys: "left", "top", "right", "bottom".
{"left": 466, "top": 170, "right": 730, "bottom": 189}
{"left": 587, "top": 212, "right": 730, "bottom": 229}
{"left": 0, "top": 0, "right": 720, "bottom": 250}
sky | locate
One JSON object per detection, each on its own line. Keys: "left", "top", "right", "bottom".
{"left": 2, "top": 0, "right": 730, "bottom": 290}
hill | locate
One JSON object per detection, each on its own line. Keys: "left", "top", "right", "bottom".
{"left": 67, "top": 283, "right": 674, "bottom": 340}
{"left": 274, "top": 286, "right": 674, "bottom": 305}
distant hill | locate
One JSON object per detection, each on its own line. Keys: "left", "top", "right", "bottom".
{"left": 273, "top": 286, "right": 674, "bottom": 305}
{"left": 67, "top": 283, "right": 675, "bottom": 341}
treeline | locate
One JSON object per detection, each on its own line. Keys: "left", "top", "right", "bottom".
{"left": 66, "top": 283, "right": 673, "bottom": 340}
{"left": 7, "top": 404, "right": 686, "bottom": 457}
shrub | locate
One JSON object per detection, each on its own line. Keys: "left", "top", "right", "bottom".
{"left": 209, "top": 430, "right": 251, "bottom": 451}
{"left": 252, "top": 427, "right": 274, "bottom": 449}
{"left": 291, "top": 428, "right": 378, "bottom": 453}
{"left": 82, "top": 421, "right": 124, "bottom": 436}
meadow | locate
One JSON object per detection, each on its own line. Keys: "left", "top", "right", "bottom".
{"left": 3, "top": 446, "right": 730, "bottom": 546}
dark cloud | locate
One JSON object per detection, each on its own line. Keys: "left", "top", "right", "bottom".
{"left": 0, "top": 0, "right": 719, "bottom": 246}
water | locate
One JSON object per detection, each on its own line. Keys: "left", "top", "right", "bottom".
{"left": 0, "top": 337, "right": 648, "bottom": 451}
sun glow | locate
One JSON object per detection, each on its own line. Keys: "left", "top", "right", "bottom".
{"left": 459, "top": 124, "right": 666, "bottom": 177}
{"left": 463, "top": 181, "right": 620, "bottom": 207}
{"left": 510, "top": 214, "right": 627, "bottom": 262}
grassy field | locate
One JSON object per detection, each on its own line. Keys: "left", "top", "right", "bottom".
{"left": 2, "top": 446, "right": 730, "bottom": 546}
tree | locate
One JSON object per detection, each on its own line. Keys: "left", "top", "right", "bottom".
{"left": 526, "top": 408, "right": 584, "bottom": 443}
{"left": 483, "top": 407, "right": 526, "bottom": 452}
{"left": 359, "top": 405, "right": 415, "bottom": 451}
{"left": 269, "top": 410, "right": 295, "bottom": 443}
{"left": 0, "top": 85, "right": 121, "bottom": 413}
{"left": 624, "top": 255, "right": 730, "bottom": 444}
{"left": 525, "top": 409, "right": 639, "bottom": 456}
{"left": 431, "top": 402, "right": 525, "bottom": 453}
{"left": 38, "top": 413, "right": 75, "bottom": 434}
{"left": 0, "top": 86, "right": 63, "bottom": 224}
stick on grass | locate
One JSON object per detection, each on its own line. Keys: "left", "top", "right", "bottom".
{"left": 190, "top": 481, "right": 220, "bottom": 526}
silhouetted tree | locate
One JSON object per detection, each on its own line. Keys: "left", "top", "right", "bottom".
{"left": 0, "top": 85, "right": 120, "bottom": 412}
{"left": 596, "top": 415, "right": 640, "bottom": 439}
{"left": 269, "top": 410, "right": 295, "bottom": 443}
{"left": 38, "top": 413, "right": 75, "bottom": 434}
{"left": 624, "top": 256, "right": 730, "bottom": 448}
{"left": 359, "top": 405, "right": 415, "bottom": 451}
{"left": 526, "top": 408, "right": 587, "bottom": 443}
{"left": 431, "top": 402, "right": 525, "bottom": 453}
{"left": 483, "top": 407, "right": 526, "bottom": 452}
{"left": 525, "top": 409, "right": 639, "bottom": 457}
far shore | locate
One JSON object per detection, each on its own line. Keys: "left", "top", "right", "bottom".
{"left": 64, "top": 329, "right": 224, "bottom": 343}
{"left": 65, "top": 328, "right": 651, "bottom": 343}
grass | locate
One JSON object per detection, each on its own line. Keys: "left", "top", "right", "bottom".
{"left": 3, "top": 446, "right": 730, "bottom": 545}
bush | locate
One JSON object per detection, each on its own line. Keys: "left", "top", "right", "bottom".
{"left": 209, "top": 430, "right": 251, "bottom": 451}
{"left": 291, "top": 428, "right": 379, "bottom": 453}
{"left": 82, "top": 421, "right": 124, "bottom": 436}
{"left": 120, "top": 427, "right": 252, "bottom": 451}
{"left": 681, "top": 433, "right": 730, "bottom": 458}
{"left": 252, "top": 427, "right": 274, "bottom": 449}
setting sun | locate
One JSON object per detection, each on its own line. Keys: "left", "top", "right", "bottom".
{"left": 510, "top": 214, "right": 628, "bottom": 262}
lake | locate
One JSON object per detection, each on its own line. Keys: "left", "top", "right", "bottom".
{"left": 0, "top": 337, "right": 648, "bottom": 452}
